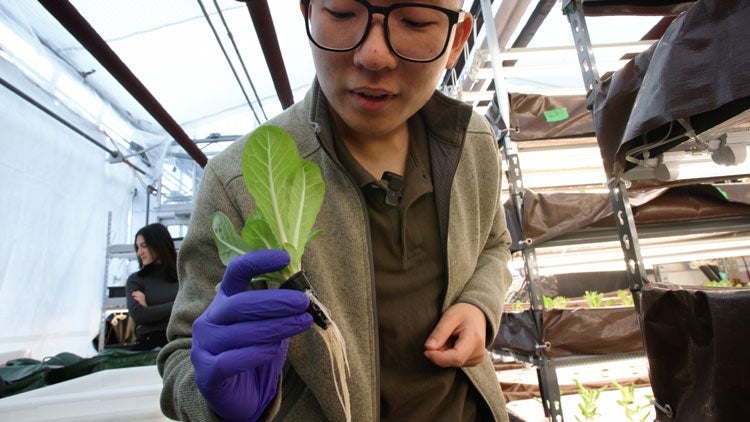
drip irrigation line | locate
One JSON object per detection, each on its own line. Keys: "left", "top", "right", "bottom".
{"left": 211, "top": 0, "right": 268, "bottom": 121}
{"left": 196, "top": 0, "right": 262, "bottom": 125}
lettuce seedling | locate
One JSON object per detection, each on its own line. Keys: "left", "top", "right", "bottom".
{"left": 574, "top": 379, "right": 607, "bottom": 421}
{"left": 583, "top": 290, "right": 604, "bottom": 308}
{"left": 210, "top": 125, "right": 324, "bottom": 281}
{"left": 617, "top": 289, "right": 634, "bottom": 306}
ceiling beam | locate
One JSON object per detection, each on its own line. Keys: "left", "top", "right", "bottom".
{"left": 38, "top": 0, "right": 208, "bottom": 168}
{"left": 238, "top": 0, "right": 295, "bottom": 110}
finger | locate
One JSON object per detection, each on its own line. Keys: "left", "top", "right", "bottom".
{"left": 194, "top": 313, "right": 312, "bottom": 355}
{"left": 209, "top": 289, "right": 310, "bottom": 324}
{"left": 424, "top": 313, "right": 460, "bottom": 351}
{"left": 424, "top": 347, "right": 463, "bottom": 368}
{"left": 221, "top": 249, "right": 290, "bottom": 296}
{"left": 425, "top": 331, "right": 485, "bottom": 368}
{"left": 425, "top": 333, "right": 475, "bottom": 367}
{"left": 197, "top": 341, "right": 287, "bottom": 389}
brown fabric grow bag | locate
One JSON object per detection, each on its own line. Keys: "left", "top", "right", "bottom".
{"left": 493, "top": 306, "right": 643, "bottom": 358}
{"left": 641, "top": 283, "right": 750, "bottom": 421}
{"left": 504, "top": 184, "right": 750, "bottom": 250}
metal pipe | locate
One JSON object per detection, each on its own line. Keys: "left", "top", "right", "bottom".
{"left": 1, "top": 74, "right": 148, "bottom": 176}
{"left": 237, "top": 0, "right": 295, "bottom": 109}
{"left": 480, "top": 0, "right": 511, "bottom": 127}
{"left": 196, "top": 0, "right": 264, "bottom": 124}
{"left": 0, "top": 75, "right": 117, "bottom": 158}
{"left": 37, "top": 0, "right": 209, "bottom": 168}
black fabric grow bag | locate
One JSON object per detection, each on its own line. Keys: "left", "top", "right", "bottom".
{"left": 642, "top": 283, "right": 750, "bottom": 421}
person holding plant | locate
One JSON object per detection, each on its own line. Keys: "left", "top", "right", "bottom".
{"left": 158, "top": 0, "right": 513, "bottom": 421}
{"left": 126, "top": 223, "right": 179, "bottom": 351}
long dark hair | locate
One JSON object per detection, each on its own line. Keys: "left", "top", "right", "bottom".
{"left": 133, "top": 223, "right": 178, "bottom": 282}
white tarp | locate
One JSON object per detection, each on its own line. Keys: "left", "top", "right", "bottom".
{"left": 0, "top": 57, "right": 138, "bottom": 359}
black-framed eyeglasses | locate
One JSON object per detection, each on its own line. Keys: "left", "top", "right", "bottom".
{"left": 301, "top": 0, "right": 465, "bottom": 63}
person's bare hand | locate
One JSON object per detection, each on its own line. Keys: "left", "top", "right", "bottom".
{"left": 132, "top": 290, "right": 147, "bottom": 307}
{"left": 424, "top": 302, "right": 487, "bottom": 368}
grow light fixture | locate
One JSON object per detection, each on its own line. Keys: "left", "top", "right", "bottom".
{"left": 626, "top": 130, "right": 750, "bottom": 182}
{"left": 652, "top": 147, "right": 750, "bottom": 182}
{"left": 507, "top": 144, "right": 609, "bottom": 191}
{"left": 711, "top": 131, "right": 749, "bottom": 166}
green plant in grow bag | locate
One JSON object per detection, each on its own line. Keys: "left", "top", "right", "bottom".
{"left": 703, "top": 280, "right": 734, "bottom": 287}
{"left": 511, "top": 300, "right": 524, "bottom": 312}
{"left": 584, "top": 290, "right": 604, "bottom": 308}
{"left": 543, "top": 295, "right": 568, "bottom": 309}
{"left": 209, "top": 125, "right": 351, "bottom": 421}
{"left": 617, "top": 289, "right": 634, "bottom": 306}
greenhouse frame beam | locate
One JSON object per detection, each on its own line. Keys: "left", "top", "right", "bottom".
{"left": 38, "top": 0, "right": 209, "bottom": 168}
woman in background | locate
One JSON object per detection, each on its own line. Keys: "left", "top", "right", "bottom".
{"left": 126, "top": 223, "right": 179, "bottom": 350}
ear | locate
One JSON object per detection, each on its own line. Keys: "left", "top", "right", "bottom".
{"left": 299, "top": 1, "right": 306, "bottom": 16}
{"left": 445, "top": 13, "right": 473, "bottom": 69}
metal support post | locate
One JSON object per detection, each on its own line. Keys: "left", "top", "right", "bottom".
{"left": 562, "top": 0, "right": 600, "bottom": 108}
{"left": 480, "top": 0, "right": 563, "bottom": 416}
{"left": 503, "top": 138, "right": 563, "bottom": 421}
{"left": 607, "top": 180, "right": 649, "bottom": 316}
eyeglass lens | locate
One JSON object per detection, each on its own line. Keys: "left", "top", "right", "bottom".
{"left": 306, "top": 0, "right": 453, "bottom": 62}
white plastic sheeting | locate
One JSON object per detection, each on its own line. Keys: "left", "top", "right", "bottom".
{"left": 0, "top": 0, "right": 318, "bottom": 362}
{"left": 0, "top": 58, "right": 139, "bottom": 360}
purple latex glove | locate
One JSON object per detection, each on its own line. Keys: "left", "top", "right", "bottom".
{"left": 191, "top": 249, "right": 313, "bottom": 422}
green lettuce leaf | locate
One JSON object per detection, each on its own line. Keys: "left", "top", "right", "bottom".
{"left": 210, "top": 211, "right": 251, "bottom": 266}
{"left": 210, "top": 125, "right": 325, "bottom": 279}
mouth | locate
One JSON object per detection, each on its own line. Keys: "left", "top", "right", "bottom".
{"left": 354, "top": 89, "right": 390, "bottom": 100}
{"left": 350, "top": 88, "right": 393, "bottom": 109}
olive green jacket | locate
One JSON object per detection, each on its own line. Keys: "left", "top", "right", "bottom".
{"left": 157, "top": 80, "right": 512, "bottom": 421}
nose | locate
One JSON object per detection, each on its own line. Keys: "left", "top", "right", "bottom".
{"left": 353, "top": 15, "right": 398, "bottom": 70}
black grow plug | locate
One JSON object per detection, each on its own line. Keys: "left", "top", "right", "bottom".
{"left": 280, "top": 271, "right": 330, "bottom": 330}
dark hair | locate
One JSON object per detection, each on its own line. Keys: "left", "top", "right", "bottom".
{"left": 134, "top": 223, "right": 178, "bottom": 282}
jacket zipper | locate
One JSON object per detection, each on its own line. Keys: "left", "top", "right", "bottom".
{"left": 311, "top": 125, "right": 382, "bottom": 420}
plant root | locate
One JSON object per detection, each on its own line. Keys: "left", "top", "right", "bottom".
{"left": 306, "top": 291, "right": 351, "bottom": 422}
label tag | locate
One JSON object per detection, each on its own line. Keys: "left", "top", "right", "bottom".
{"left": 544, "top": 107, "right": 569, "bottom": 122}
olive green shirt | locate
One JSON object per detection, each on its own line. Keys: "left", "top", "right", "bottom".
{"left": 334, "top": 115, "right": 485, "bottom": 421}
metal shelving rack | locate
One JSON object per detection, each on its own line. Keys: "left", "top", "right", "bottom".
{"left": 560, "top": 1, "right": 750, "bottom": 419}
{"left": 561, "top": 0, "right": 651, "bottom": 317}
{"left": 471, "top": 0, "right": 565, "bottom": 418}
{"left": 98, "top": 214, "right": 134, "bottom": 352}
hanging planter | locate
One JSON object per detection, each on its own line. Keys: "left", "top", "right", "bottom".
{"left": 494, "top": 292, "right": 643, "bottom": 358}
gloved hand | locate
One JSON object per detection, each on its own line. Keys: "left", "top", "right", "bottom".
{"left": 191, "top": 249, "right": 313, "bottom": 422}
